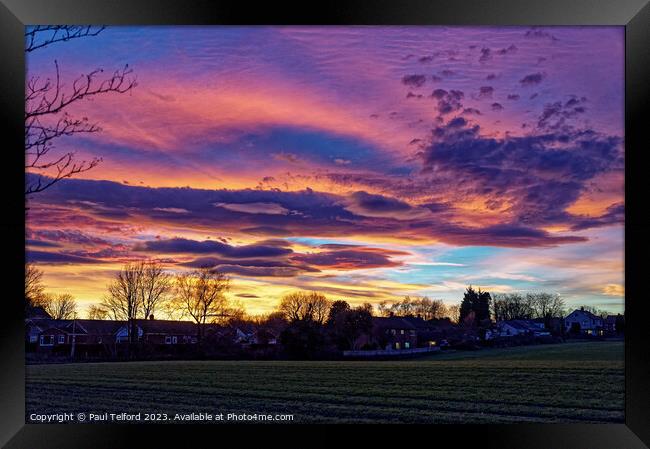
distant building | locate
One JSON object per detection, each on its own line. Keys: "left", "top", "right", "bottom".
{"left": 26, "top": 317, "right": 228, "bottom": 352}
{"left": 565, "top": 308, "right": 604, "bottom": 336}
{"left": 604, "top": 315, "right": 618, "bottom": 334}
{"left": 497, "top": 320, "right": 550, "bottom": 337}
{"left": 26, "top": 305, "right": 52, "bottom": 320}
{"left": 372, "top": 317, "right": 418, "bottom": 350}
{"left": 26, "top": 318, "right": 123, "bottom": 350}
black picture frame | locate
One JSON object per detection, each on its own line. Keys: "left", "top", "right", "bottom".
{"left": 1, "top": 1, "right": 648, "bottom": 447}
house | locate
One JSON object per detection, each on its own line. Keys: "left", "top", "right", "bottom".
{"left": 565, "top": 308, "right": 604, "bottom": 335}
{"left": 532, "top": 317, "right": 565, "bottom": 335}
{"left": 26, "top": 318, "right": 123, "bottom": 350}
{"left": 604, "top": 315, "right": 620, "bottom": 334}
{"left": 115, "top": 319, "right": 217, "bottom": 344}
{"left": 401, "top": 316, "right": 455, "bottom": 347}
{"left": 372, "top": 317, "right": 418, "bottom": 350}
{"left": 26, "top": 305, "right": 52, "bottom": 320}
{"left": 497, "top": 320, "right": 550, "bottom": 337}
{"left": 234, "top": 324, "right": 257, "bottom": 345}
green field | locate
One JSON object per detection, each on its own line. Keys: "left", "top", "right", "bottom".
{"left": 26, "top": 341, "right": 624, "bottom": 423}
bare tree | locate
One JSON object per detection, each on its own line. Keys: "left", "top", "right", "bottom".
{"left": 43, "top": 293, "right": 77, "bottom": 320}
{"left": 87, "top": 304, "right": 109, "bottom": 320}
{"left": 173, "top": 267, "right": 230, "bottom": 339}
{"left": 25, "top": 263, "right": 45, "bottom": 308}
{"left": 375, "top": 296, "right": 447, "bottom": 320}
{"left": 492, "top": 293, "right": 534, "bottom": 321}
{"left": 25, "top": 26, "right": 137, "bottom": 196}
{"left": 138, "top": 260, "right": 173, "bottom": 319}
{"left": 446, "top": 304, "right": 461, "bottom": 324}
{"left": 528, "top": 292, "right": 565, "bottom": 322}
{"left": 277, "top": 291, "right": 330, "bottom": 325}
{"left": 101, "top": 262, "right": 143, "bottom": 342}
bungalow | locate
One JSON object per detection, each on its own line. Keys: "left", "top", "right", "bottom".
{"left": 26, "top": 319, "right": 123, "bottom": 351}
{"left": 497, "top": 320, "right": 550, "bottom": 337}
{"left": 115, "top": 319, "right": 218, "bottom": 344}
{"left": 565, "top": 308, "right": 604, "bottom": 336}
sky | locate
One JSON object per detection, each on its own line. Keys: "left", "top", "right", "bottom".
{"left": 25, "top": 26, "right": 625, "bottom": 316}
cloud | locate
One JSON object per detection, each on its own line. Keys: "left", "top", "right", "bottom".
{"left": 134, "top": 237, "right": 293, "bottom": 258}
{"left": 520, "top": 72, "right": 546, "bottom": 86}
{"left": 401, "top": 74, "right": 427, "bottom": 87}
{"left": 525, "top": 28, "right": 558, "bottom": 40}
{"left": 497, "top": 44, "right": 518, "bottom": 55}
{"left": 27, "top": 172, "right": 619, "bottom": 249}
{"left": 293, "top": 245, "right": 408, "bottom": 270}
{"left": 431, "top": 89, "right": 464, "bottom": 115}
{"left": 272, "top": 152, "right": 300, "bottom": 163}
{"left": 152, "top": 207, "right": 190, "bottom": 214}
{"left": 419, "top": 119, "right": 623, "bottom": 230}
{"left": 26, "top": 239, "right": 61, "bottom": 248}
{"left": 214, "top": 202, "right": 291, "bottom": 215}
{"left": 343, "top": 191, "right": 432, "bottom": 220}
{"left": 537, "top": 97, "right": 587, "bottom": 130}
{"left": 478, "top": 86, "right": 494, "bottom": 98}
{"left": 602, "top": 283, "right": 624, "bottom": 296}
{"left": 479, "top": 47, "right": 491, "bottom": 63}
{"left": 27, "top": 250, "right": 103, "bottom": 265}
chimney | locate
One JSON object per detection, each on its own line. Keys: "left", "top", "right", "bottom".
{"left": 149, "top": 314, "right": 154, "bottom": 320}
{"left": 580, "top": 307, "right": 584, "bottom": 312}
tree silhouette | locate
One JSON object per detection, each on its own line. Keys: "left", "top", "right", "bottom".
{"left": 459, "top": 286, "right": 491, "bottom": 326}
{"left": 25, "top": 26, "right": 137, "bottom": 196}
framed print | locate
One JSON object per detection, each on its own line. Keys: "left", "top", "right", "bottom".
{"left": 1, "top": 0, "right": 649, "bottom": 447}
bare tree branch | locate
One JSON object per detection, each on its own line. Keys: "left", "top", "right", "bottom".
{"left": 25, "top": 27, "right": 137, "bottom": 196}
{"left": 25, "top": 26, "right": 106, "bottom": 53}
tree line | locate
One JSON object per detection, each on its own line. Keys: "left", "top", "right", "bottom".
{"left": 26, "top": 263, "right": 618, "bottom": 343}
{"left": 26, "top": 261, "right": 243, "bottom": 342}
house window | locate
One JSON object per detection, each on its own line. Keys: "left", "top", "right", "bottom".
{"left": 191, "top": 337, "right": 197, "bottom": 344}
{"left": 391, "top": 329, "right": 396, "bottom": 335}
{"left": 165, "top": 336, "right": 172, "bottom": 344}
{"left": 172, "top": 336, "right": 178, "bottom": 344}
{"left": 409, "top": 330, "right": 416, "bottom": 336}
{"left": 58, "top": 335, "right": 65, "bottom": 344}
{"left": 29, "top": 335, "right": 37, "bottom": 343}
{"left": 405, "top": 342, "right": 410, "bottom": 349}
{"left": 395, "top": 342, "right": 400, "bottom": 350}
{"left": 400, "top": 329, "right": 404, "bottom": 335}
{"left": 40, "top": 335, "right": 54, "bottom": 346}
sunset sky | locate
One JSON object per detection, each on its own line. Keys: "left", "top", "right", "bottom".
{"left": 25, "top": 26, "right": 625, "bottom": 316}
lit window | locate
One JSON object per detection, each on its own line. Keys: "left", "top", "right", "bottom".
{"left": 405, "top": 342, "right": 410, "bottom": 349}
{"left": 30, "top": 335, "right": 37, "bottom": 343}
{"left": 165, "top": 336, "right": 171, "bottom": 344}
{"left": 58, "top": 335, "right": 65, "bottom": 344}
{"left": 172, "top": 336, "right": 178, "bottom": 344}
{"left": 400, "top": 330, "right": 404, "bottom": 335}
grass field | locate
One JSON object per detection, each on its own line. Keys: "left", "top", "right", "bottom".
{"left": 26, "top": 341, "right": 624, "bottom": 423}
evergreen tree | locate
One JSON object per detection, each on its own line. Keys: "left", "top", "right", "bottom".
{"left": 459, "top": 286, "right": 478, "bottom": 325}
